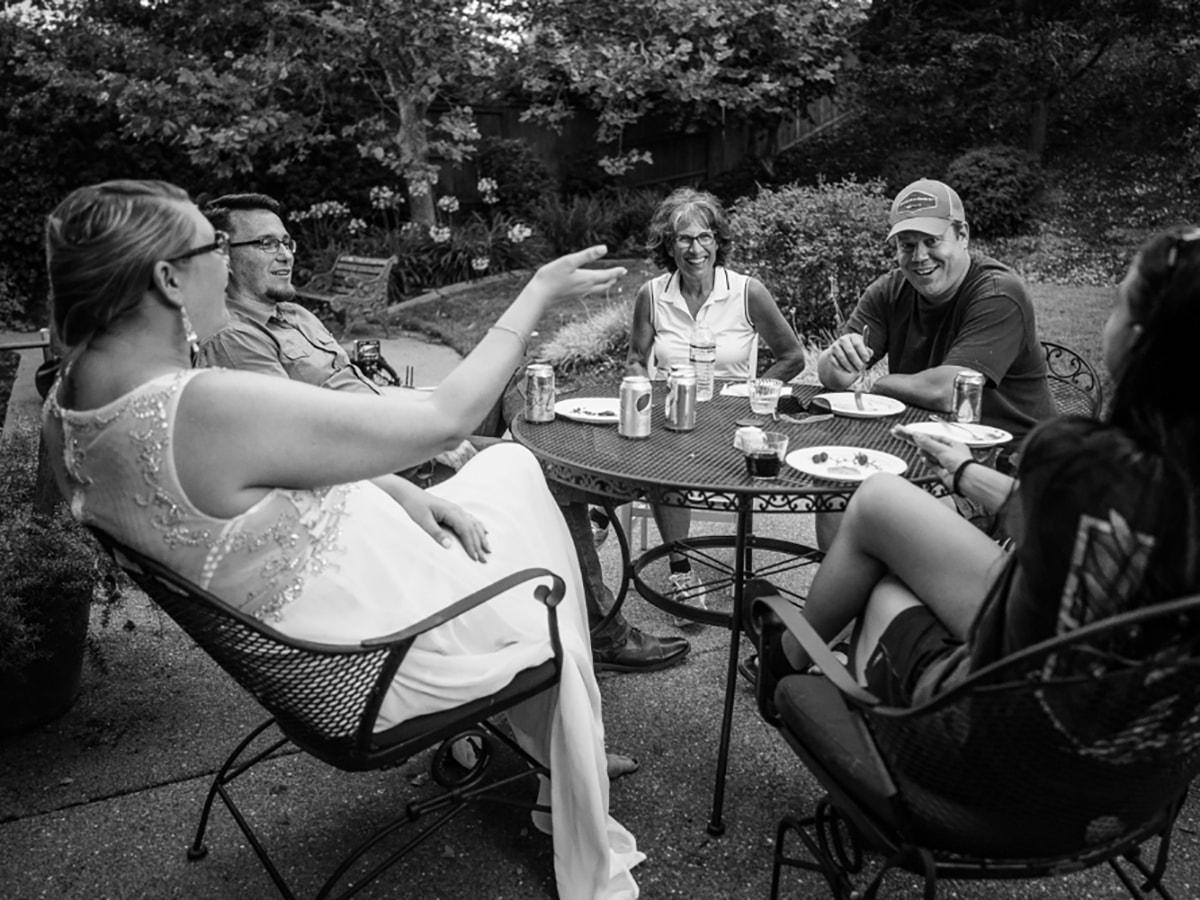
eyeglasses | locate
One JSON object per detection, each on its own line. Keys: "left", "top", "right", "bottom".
{"left": 674, "top": 232, "right": 717, "bottom": 250}
{"left": 167, "top": 230, "right": 230, "bottom": 263}
{"left": 228, "top": 235, "right": 298, "bottom": 254}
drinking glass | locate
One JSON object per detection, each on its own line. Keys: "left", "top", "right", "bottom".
{"left": 744, "top": 431, "right": 789, "bottom": 479}
{"left": 749, "top": 378, "right": 783, "bottom": 415}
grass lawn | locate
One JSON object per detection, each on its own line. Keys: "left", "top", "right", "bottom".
{"left": 387, "top": 257, "right": 661, "bottom": 360}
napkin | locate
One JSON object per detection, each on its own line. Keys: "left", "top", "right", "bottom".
{"left": 720, "top": 382, "right": 793, "bottom": 398}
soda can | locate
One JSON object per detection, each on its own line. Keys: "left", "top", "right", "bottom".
{"left": 618, "top": 375, "right": 652, "bottom": 439}
{"left": 664, "top": 365, "right": 697, "bottom": 432}
{"left": 953, "top": 369, "right": 985, "bottom": 424}
{"left": 523, "top": 363, "right": 556, "bottom": 423}
{"left": 352, "top": 338, "right": 381, "bottom": 372}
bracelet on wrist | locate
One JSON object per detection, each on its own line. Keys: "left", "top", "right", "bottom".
{"left": 488, "top": 324, "right": 528, "bottom": 355}
{"left": 951, "top": 458, "right": 976, "bottom": 495}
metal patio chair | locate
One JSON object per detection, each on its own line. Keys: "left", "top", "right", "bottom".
{"left": 1042, "top": 339, "right": 1104, "bottom": 417}
{"left": 753, "top": 592, "right": 1200, "bottom": 899}
{"left": 92, "top": 529, "right": 566, "bottom": 900}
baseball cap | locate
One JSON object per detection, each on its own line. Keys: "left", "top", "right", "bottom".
{"left": 886, "top": 179, "right": 966, "bottom": 240}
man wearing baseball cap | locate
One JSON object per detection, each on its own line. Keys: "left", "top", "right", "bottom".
{"left": 817, "top": 178, "right": 1054, "bottom": 444}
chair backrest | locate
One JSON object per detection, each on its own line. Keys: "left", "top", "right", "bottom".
{"left": 328, "top": 255, "right": 397, "bottom": 296}
{"left": 1042, "top": 339, "right": 1104, "bottom": 417}
{"left": 90, "top": 530, "right": 414, "bottom": 767}
{"left": 865, "top": 594, "right": 1200, "bottom": 859}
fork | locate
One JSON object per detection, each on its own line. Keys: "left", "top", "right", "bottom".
{"left": 853, "top": 324, "right": 870, "bottom": 410}
{"left": 929, "top": 413, "right": 976, "bottom": 439}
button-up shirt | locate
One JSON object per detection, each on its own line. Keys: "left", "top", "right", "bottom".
{"left": 196, "top": 299, "right": 380, "bottom": 395}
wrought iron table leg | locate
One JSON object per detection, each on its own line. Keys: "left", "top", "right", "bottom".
{"left": 707, "top": 497, "right": 752, "bottom": 836}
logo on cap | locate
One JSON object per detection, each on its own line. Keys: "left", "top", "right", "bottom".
{"left": 895, "top": 190, "right": 939, "bottom": 215}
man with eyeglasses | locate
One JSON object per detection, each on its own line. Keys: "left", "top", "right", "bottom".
{"left": 196, "top": 192, "right": 689, "bottom": 675}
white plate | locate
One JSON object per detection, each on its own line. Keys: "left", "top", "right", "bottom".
{"left": 554, "top": 397, "right": 620, "bottom": 424}
{"left": 898, "top": 420, "right": 1013, "bottom": 449}
{"left": 786, "top": 445, "right": 909, "bottom": 483}
{"left": 812, "top": 392, "right": 905, "bottom": 418}
{"left": 720, "top": 382, "right": 794, "bottom": 398}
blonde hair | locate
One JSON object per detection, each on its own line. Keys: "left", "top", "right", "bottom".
{"left": 46, "top": 180, "right": 196, "bottom": 348}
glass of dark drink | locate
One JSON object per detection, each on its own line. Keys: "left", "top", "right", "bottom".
{"left": 744, "top": 432, "right": 788, "bottom": 479}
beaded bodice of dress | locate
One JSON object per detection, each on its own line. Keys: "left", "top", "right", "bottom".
{"left": 43, "top": 368, "right": 352, "bottom": 621}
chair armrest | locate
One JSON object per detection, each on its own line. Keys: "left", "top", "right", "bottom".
{"left": 759, "top": 595, "right": 881, "bottom": 708}
{"left": 296, "top": 268, "right": 336, "bottom": 296}
{"left": 362, "top": 567, "right": 566, "bottom": 647}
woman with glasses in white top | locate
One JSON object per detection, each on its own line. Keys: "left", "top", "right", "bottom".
{"left": 624, "top": 187, "right": 807, "bottom": 616}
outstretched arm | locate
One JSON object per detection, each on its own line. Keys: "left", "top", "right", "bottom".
{"left": 173, "top": 247, "right": 626, "bottom": 519}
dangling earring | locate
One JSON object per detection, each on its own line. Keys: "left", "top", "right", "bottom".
{"left": 179, "top": 305, "right": 200, "bottom": 363}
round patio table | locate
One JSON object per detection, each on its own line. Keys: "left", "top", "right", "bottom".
{"left": 511, "top": 380, "right": 948, "bottom": 835}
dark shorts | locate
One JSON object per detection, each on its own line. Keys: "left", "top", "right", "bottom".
{"left": 863, "top": 605, "right": 961, "bottom": 706}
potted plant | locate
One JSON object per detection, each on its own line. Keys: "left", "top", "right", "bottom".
{"left": 0, "top": 418, "right": 114, "bottom": 735}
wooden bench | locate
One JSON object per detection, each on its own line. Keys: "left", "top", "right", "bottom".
{"left": 294, "top": 254, "right": 398, "bottom": 336}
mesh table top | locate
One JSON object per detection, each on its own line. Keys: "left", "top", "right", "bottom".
{"left": 511, "top": 381, "right": 950, "bottom": 514}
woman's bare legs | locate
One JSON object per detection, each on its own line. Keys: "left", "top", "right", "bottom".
{"left": 851, "top": 575, "right": 923, "bottom": 682}
{"left": 784, "top": 473, "right": 1007, "bottom": 670}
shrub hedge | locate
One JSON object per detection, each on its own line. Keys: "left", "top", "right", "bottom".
{"left": 728, "top": 178, "right": 894, "bottom": 337}
{"left": 945, "top": 145, "right": 1045, "bottom": 238}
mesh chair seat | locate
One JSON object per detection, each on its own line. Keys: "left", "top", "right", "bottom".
{"left": 757, "top": 593, "right": 1200, "bottom": 899}
{"left": 92, "top": 529, "right": 566, "bottom": 899}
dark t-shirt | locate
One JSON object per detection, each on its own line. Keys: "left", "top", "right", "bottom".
{"left": 916, "top": 417, "right": 1194, "bottom": 703}
{"left": 847, "top": 255, "right": 1055, "bottom": 439}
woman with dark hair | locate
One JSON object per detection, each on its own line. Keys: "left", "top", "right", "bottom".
{"left": 625, "top": 187, "right": 807, "bottom": 613}
{"left": 758, "top": 226, "right": 1200, "bottom": 708}
{"left": 41, "top": 180, "right": 644, "bottom": 898}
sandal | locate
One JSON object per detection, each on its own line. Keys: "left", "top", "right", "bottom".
{"left": 737, "top": 654, "right": 759, "bottom": 685}
{"left": 805, "top": 641, "right": 851, "bottom": 675}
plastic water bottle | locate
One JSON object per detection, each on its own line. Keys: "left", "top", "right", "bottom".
{"left": 689, "top": 324, "right": 716, "bottom": 401}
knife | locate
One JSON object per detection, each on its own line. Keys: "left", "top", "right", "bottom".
{"left": 853, "top": 325, "right": 870, "bottom": 410}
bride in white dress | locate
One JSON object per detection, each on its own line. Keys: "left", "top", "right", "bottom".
{"left": 41, "top": 180, "right": 643, "bottom": 898}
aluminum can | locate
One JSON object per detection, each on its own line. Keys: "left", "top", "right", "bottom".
{"left": 953, "top": 369, "right": 985, "bottom": 424}
{"left": 618, "top": 375, "right": 652, "bottom": 439}
{"left": 352, "top": 338, "right": 381, "bottom": 370}
{"left": 664, "top": 365, "right": 697, "bottom": 432}
{"left": 523, "top": 363, "right": 556, "bottom": 423}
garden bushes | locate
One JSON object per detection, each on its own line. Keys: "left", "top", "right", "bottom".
{"left": 728, "top": 178, "right": 894, "bottom": 337}
{"left": 945, "top": 145, "right": 1045, "bottom": 237}
{"left": 527, "top": 188, "right": 664, "bottom": 258}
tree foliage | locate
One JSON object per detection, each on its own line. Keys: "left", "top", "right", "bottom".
{"left": 512, "top": 0, "right": 869, "bottom": 175}
{"left": 852, "top": 0, "right": 1200, "bottom": 159}
{"left": 86, "top": 0, "right": 520, "bottom": 224}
